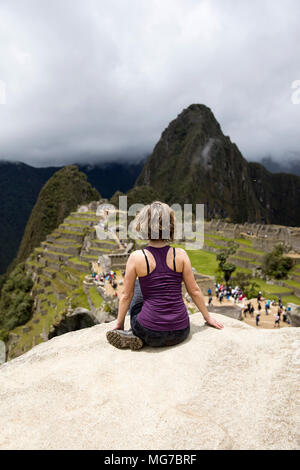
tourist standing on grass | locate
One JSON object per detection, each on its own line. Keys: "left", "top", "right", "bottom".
{"left": 106, "top": 201, "right": 223, "bottom": 350}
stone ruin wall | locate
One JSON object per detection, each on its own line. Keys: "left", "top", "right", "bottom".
{"left": 205, "top": 220, "right": 300, "bottom": 253}
{"left": 78, "top": 201, "right": 300, "bottom": 254}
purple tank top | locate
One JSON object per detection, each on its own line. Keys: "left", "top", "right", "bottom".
{"left": 137, "top": 245, "right": 189, "bottom": 331}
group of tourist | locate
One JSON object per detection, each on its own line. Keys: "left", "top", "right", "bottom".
{"left": 211, "top": 283, "right": 246, "bottom": 304}
{"left": 208, "top": 284, "right": 291, "bottom": 328}
{"left": 97, "top": 217, "right": 106, "bottom": 229}
{"left": 91, "top": 270, "right": 118, "bottom": 290}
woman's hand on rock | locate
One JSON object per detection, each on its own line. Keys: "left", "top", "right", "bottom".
{"left": 207, "top": 317, "right": 224, "bottom": 329}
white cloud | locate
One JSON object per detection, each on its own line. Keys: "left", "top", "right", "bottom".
{"left": 0, "top": 0, "right": 299, "bottom": 166}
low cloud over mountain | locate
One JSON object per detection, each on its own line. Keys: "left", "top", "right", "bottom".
{"left": 0, "top": 0, "right": 299, "bottom": 166}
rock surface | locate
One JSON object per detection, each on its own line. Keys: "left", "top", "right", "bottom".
{"left": 288, "top": 303, "right": 300, "bottom": 327}
{"left": 0, "top": 313, "right": 299, "bottom": 450}
{"left": 48, "top": 307, "right": 99, "bottom": 339}
{"left": 207, "top": 304, "right": 242, "bottom": 320}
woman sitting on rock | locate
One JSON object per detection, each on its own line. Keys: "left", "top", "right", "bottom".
{"left": 106, "top": 201, "right": 223, "bottom": 350}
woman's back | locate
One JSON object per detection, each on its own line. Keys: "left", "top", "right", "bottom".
{"left": 106, "top": 200, "right": 223, "bottom": 351}
{"left": 137, "top": 245, "right": 189, "bottom": 331}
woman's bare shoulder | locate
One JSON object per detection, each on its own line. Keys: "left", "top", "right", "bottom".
{"left": 129, "top": 249, "right": 145, "bottom": 259}
{"left": 174, "top": 247, "right": 188, "bottom": 257}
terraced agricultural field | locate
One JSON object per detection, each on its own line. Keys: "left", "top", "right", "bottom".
{"left": 7, "top": 209, "right": 121, "bottom": 360}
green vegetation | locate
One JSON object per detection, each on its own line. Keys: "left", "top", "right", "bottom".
{"left": 243, "top": 281, "right": 260, "bottom": 300}
{"left": 124, "top": 186, "right": 162, "bottom": 207}
{"left": 16, "top": 165, "right": 100, "bottom": 265}
{"left": 206, "top": 234, "right": 232, "bottom": 242}
{"left": 262, "top": 244, "right": 293, "bottom": 279}
{"left": 284, "top": 279, "right": 300, "bottom": 288}
{"left": 175, "top": 234, "right": 300, "bottom": 304}
{"left": 0, "top": 263, "right": 34, "bottom": 331}
{"left": 231, "top": 272, "right": 253, "bottom": 292}
{"left": 281, "top": 295, "right": 300, "bottom": 306}
{"left": 230, "top": 255, "right": 257, "bottom": 265}
{"left": 216, "top": 242, "right": 238, "bottom": 285}
{"left": 237, "top": 246, "right": 265, "bottom": 256}
{"left": 251, "top": 279, "right": 292, "bottom": 296}
{"left": 0, "top": 160, "right": 149, "bottom": 357}
{"left": 89, "top": 286, "right": 103, "bottom": 308}
{"left": 203, "top": 239, "right": 221, "bottom": 249}
{"left": 56, "top": 271, "right": 77, "bottom": 288}
{"left": 93, "top": 239, "right": 116, "bottom": 245}
{"left": 0, "top": 273, "right": 8, "bottom": 295}
{"left": 69, "top": 257, "right": 90, "bottom": 266}
{"left": 0, "top": 162, "right": 58, "bottom": 275}
{"left": 235, "top": 238, "right": 253, "bottom": 247}
{"left": 135, "top": 104, "right": 300, "bottom": 226}
{"left": 172, "top": 244, "right": 219, "bottom": 276}
{"left": 71, "top": 287, "right": 90, "bottom": 310}
{"left": 56, "top": 229, "right": 84, "bottom": 236}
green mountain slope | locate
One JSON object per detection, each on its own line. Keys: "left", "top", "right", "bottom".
{"left": 136, "top": 104, "right": 300, "bottom": 225}
{"left": 6, "top": 209, "right": 120, "bottom": 359}
{"left": 0, "top": 161, "right": 58, "bottom": 274}
{"left": 0, "top": 160, "right": 144, "bottom": 274}
{"left": 248, "top": 162, "right": 300, "bottom": 226}
{"left": 16, "top": 165, "right": 100, "bottom": 266}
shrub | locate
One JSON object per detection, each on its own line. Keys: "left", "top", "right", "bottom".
{"left": 0, "top": 263, "right": 34, "bottom": 331}
{"left": 0, "top": 329, "right": 9, "bottom": 342}
{"left": 243, "top": 281, "right": 260, "bottom": 300}
{"left": 216, "top": 243, "right": 238, "bottom": 285}
{"left": 262, "top": 244, "right": 293, "bottom": 279}
{"left": 231, "top": 272, "right": 251, "bottom": 292}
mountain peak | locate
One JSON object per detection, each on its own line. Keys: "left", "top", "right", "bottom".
{"left": 16, "top": 165, "right": 100, "bottom": 264}
{"left": 184, "top": 103, "right": 213, "bottom": 114}
{"left": 169, "top": 103, "right": 222, "bottom": 136}
{"left": 135, "top": 104, "right": 300, "bottom": 225}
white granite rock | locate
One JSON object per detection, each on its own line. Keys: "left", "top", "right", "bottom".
{"left": 0, "top": 313, "right": 299, "bottom": 450}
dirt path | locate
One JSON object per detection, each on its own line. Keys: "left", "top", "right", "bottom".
{"left": 203, "top": 295, "right": 291, "bottom": 329}
{"left": 91, "top": 261, "right": 123, "bottom": 298}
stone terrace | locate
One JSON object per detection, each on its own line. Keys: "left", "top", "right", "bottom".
{"left": 8, "top": 205, "right": 127, "bottom": 360}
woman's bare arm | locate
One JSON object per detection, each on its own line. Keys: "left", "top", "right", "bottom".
{"left": 182, "top": 250, "right": 223, "bottom": 329}
{"left": 114, "top": 253, "right": 137, "bottom": 330}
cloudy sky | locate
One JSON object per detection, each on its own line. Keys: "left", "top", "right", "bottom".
{"left": 0, "top": 0, "right": 299, "bottom": 166}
